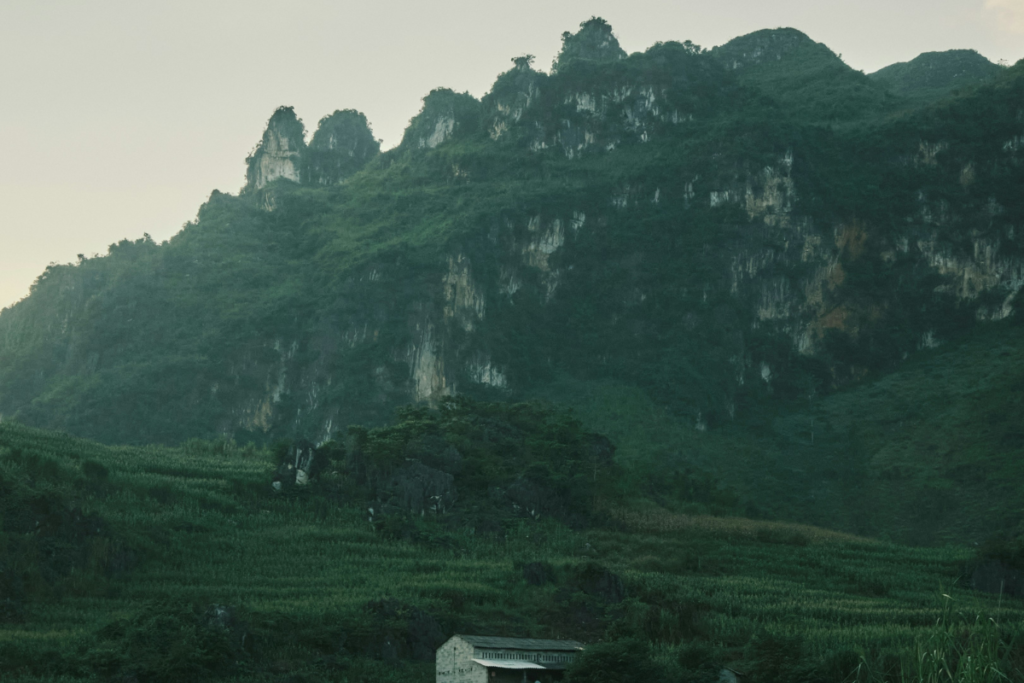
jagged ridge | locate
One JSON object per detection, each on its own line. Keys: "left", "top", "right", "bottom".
{"left": 1, "top": 21, "right": 1023, "bottom": 544}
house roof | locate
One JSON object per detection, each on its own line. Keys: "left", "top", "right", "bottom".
{"left": 457, "top": 635, "right": 584, "bottom": 651}
{"left": 472, "top": 659, "right": 547, "bottom": 670}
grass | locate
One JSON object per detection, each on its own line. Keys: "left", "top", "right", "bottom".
{"left": 2, "top": 421, "right": 1023, "bottom": 681}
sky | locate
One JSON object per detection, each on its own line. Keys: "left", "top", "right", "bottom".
{"left": 1, "top": 0, "right": 1022, "bottom": 310}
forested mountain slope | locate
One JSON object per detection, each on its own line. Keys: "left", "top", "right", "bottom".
{"left": 1, "top": 20, "right": 1023, "bottom": 543}
{"left": 544, "top": 316, "right": 1024, "bottom": 545}
{"left": 710, "top": 27, "right": 899, "bottom": 123}
{"left": 870, "top": 49, "right": 1005, "bottom": 104}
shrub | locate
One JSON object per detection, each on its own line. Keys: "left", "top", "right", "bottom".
{"left": 566, "top": 638, "right": 670, "bottom": 683}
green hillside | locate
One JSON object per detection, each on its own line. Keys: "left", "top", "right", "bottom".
{"left": 3, "top": 417, "right": 1024, "bottom": 682}
{"left": 870, "top": 50, "right": 1004, "bottom": 104}
{"left": 538, "top": 316, "right": 1024, "bottom": 545}
{"left": 710, "top": 28, "right": 899, "bottom": 124}
{"left": 1, "top": 20, "right": 1023, "bottom": 543}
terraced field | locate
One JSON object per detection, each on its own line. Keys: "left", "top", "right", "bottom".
{"left": 2, "top": 420, "right": 1022, "bottom": 681}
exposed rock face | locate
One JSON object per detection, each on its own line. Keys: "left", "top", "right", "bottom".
{"left": 1, "top": 20, "right": 1022, "bottom": 460}
{"left": 486, "top": 57, "right": 545, "bottom": 141}
{"left": 410, "top": 322, "right": 449, "bottom": 402}
{"left": 442, "top": 254, "right": 485, "bottom": 332}
{"left": 505, "top": 40, "right": 716, "bottom": 158}
{"left": 304, "top": 110, "right": 380, "bottom": 185}
{"left": 401, "top": 89, "right": 481, "bottom": 150}
{"left": 552, "top": 17, "right": 626, "bottom": 73}
{"left": 245, "top": 106, "right": 306, "bottom": 191}
{"left": 272, "top": 438, "right": 322, "bottom": 490}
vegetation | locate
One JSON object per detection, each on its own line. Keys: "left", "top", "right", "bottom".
{"left": 552, "top": 17, "right": 627, "bottom": 73}
{"left": 305, "top": 109, "right": 381, "bottom": 185}
{"left": 2, "top": 23, "right": 1020, "bottom": 459}
{"left": 709, "top": 27, "right": 899, "bottom": 124}
{"left": 869, "top": 50, "right": 1004, "bottom": 104}
{"left": 538, "top": 315, "right": 1024, "bottom": 545}
{"left": 2, "top": 411, "right": 1024, "bottom": 681}
{"left": 2, "top": 19, "right": 1024, "bottom": 679}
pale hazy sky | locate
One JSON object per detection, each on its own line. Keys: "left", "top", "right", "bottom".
{"left": 2, "top": 0, "right": 1022, "bottom": 310}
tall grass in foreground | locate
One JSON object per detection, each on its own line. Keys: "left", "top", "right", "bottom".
{"left": 896, "top": 605, "right": 1020, "bottom": 683}
{"left": 844, "top": 594, "right": 1024, "bottom": 683}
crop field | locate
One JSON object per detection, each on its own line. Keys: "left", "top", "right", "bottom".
{"left": 2, "top": 419, "right": 1022, "bottom": 682}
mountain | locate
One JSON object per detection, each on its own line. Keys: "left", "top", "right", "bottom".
{"left": 1, "top": 20, "right": 1023, "bottom": 543}
{"left": 870, "top": 49, "right": 1005, "bottom": 104}
{"left": 709, "top": 27, "right": 898, "bottom": 123}
{"left": 5, "top": 19, "right": 1024, "bottom": 681}
{"left": 547, "top": 316, "right": 1024, "bottom": 545}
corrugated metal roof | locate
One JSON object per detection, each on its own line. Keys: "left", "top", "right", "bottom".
{"left": 472, "top": 659, "right": 547, "bottom": 670}
{"left": 458, "top": 635, "right": 584, "bottom": 651}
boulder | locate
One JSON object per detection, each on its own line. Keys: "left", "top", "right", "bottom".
{"left": 271, "top": 438, "right": 322, "bottom": 491}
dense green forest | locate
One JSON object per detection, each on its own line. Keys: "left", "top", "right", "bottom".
{"left": 2, "top": 17, "right": 1024, "bottom": 681}
{"left": 869, "top": 49, "right": 1007, "bottom": 104}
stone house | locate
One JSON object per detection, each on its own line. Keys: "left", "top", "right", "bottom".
{"left": 436, "top": 635, "right": 584, "bottom": 683}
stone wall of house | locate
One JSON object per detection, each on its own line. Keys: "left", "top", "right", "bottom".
{"left": 436, "top": 637, "right": 487, "bottom": 683}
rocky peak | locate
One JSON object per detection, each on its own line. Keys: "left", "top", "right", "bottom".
{"left": 400, "top": 88, "right": 481, "bottom": 150}
{"left": 552, "top": 17, "right": 626, "bottom": 73}
{"left": 484, "top": 56, "right": 546, "bottom": 141}
{"left": 244, "top": 106, "right": 306, "bottom": 192}
{"left": 304, "top": 109, "right": 380, "bottom": 185}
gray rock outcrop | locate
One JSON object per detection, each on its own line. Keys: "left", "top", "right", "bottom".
{"left": 304, "top": 109, "right": 380, "bottom": 185}
{"left": 244, "top": 106, "right": 306, "bottom": 192}
{"left": 552, "top": 17, "right": 626, "bottom": 73}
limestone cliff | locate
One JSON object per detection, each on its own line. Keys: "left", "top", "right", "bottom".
{"left": 304, "top": 110, "right": 380, "bottom": 185}
{"left": 400, "top": 89, "right": 481, "bottom": 151}
{"left": 0, "top": 22, "right": 1022, "bottom": 450}
{"left": 552, "top": 17, "right": 626, "bottom": 73}
{"left": 244, "top": 107, "right": 306, "bottom": 192}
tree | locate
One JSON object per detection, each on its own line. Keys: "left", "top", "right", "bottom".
{"left": 566, "top": 638, "right": 669, "bottom": 683}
